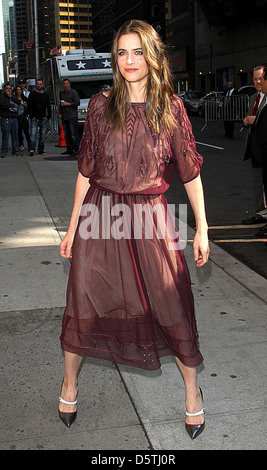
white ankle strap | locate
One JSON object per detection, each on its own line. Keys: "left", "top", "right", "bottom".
{"left": 186, "top": 408, "right": 205, "bottom": 417}
{"left": 59, "top": 396, "right": 77, "bottom": 405}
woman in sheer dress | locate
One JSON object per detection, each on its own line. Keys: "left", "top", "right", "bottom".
{"left": 58, "top": 20, "right": 210, "bottom": 439}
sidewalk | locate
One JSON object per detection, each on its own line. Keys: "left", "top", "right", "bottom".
{"left": 0, "top": 142, "right": 266, "bottom": 450}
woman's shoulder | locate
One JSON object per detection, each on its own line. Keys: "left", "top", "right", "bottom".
{"left": 170, "top": 94, "right": 187, "bottom": 119}
{"left": 171, "top": 94, "right": 183, "bottom": 109}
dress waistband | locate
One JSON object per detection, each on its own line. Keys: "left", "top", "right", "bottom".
{"left": 90, "top": 181, "right": 161, "bottom": 197}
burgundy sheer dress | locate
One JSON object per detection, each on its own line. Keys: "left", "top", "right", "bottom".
{"left": 60, "top": 92, "right": 204, "bottom": 370}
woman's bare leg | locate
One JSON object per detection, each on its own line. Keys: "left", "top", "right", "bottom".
{"left": 175, "top": 357, "right": 204, "bottom": 425}
{"left": 59, "top": 351, "right": 83, "bottom": 413}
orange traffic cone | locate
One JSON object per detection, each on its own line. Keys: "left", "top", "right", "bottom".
{"left": 56, "top": 124, "right": 67, "bottom": 147}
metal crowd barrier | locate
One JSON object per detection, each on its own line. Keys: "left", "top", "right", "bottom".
{"left": 45, "top": 105, "right": 59, "bottom": 142}
{"left": 46, "top": 96, "right": 250, "bottom": 137}
{"left": 201, "top": 94, "right": 249, "bottom": 132}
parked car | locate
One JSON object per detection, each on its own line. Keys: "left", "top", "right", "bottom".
{"left": 78, "top": 98, "right": 90, "bottom": 134}
{"left": 237, "top": 85, "right": 256, "bottom": 97}
{"left": 198, "top": 91, "right": 224, "bottom": 117}
{"left": 77, "top": 84, "right": 111, "bottom": 135}
{"left": 179, "top": 91, "right": 206, "bottom": 114}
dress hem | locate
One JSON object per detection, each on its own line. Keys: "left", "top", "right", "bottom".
{"left": 60, "top": 339, "right": 204, "bottom": 372}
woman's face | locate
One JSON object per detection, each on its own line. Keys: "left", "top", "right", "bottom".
{"left": 117, "top": 33, "right": 148, "bottom": 87}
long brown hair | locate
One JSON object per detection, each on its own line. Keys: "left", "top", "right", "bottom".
{"left": 105, "top": 19, "right": 176, "bottom": 134}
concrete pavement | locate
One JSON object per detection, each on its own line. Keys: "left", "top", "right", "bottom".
{"left": 0, "top": 141, "right": 266, "bottom": 450}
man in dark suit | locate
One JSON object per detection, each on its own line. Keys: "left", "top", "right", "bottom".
{"left": 250, "top": 65, "right": 267, "bottom": 237}
{"left": 242, "top": 66, "right": 267, "bottom": 225}
{"left": 223, "top": 81, "right": 238, "bottom": 138}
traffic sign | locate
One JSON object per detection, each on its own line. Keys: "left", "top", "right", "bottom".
{"left": 23, "top": 41, "right": 34, "bottom": 50}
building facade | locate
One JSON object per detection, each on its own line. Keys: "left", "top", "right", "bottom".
{"left": 92, "top": 0, "right": 166, "bottom": 52}
{"left": 37, "top": 0, "right": 93, "bottom": 56}
{"left": 2, "top": 0, "right": 17, "bottom": 83}
{"left": 58, "top": 0, "right": 93, "bottom": 52}
{"left": 165, "top": 0, "right": 195, "bottom": 93}
{"left": 194, "top": 0, "right": 267, "bottom": 92}
{"left": 25, "top": 0, "right": 93, "bottom": 78}
{"left": 166, "top": 0, "right": 267, "bottom": 93}
{"left": 5, "top": 0, "right": 267, "bottom": 90}
{"left": 15, "top": 0, "right": 29, "bottom": 79}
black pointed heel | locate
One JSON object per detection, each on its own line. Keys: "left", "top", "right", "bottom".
{"left": 58, "top": 396, "right": 78, "bottom": 427}
{"left": 185, "top": 388, "right": 205, "bottom": 439}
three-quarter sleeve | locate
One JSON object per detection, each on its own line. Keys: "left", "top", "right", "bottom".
{"left": 170, "top": 96, "right": 203, "bottom": 183}
{"left": 77, "top": 96, "right": 97, "bottom": 177}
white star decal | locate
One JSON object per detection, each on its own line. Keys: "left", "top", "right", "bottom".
{"left": 102, "top": 59, "right": 111, "bottom": 68}
{"left": 76, "top": 61, "right": 86, "bottom": 69}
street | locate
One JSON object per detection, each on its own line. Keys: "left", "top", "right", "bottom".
{"left": 165, "top": 115, "right": 267, "bottom": 280}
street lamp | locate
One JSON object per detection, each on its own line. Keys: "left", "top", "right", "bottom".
{"left": 0, "top": 50, "right": 13, "bottom": 83}
{"left": 33, "top": 0, "right": 40, "bottom": 77}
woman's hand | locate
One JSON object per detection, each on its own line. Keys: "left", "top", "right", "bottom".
{"left": 183, "top": 175, "right": 209, "bottom": 267}
{"left": 59, "top": 172, "right": 91, "bottom": 259}
{"left": 60, "top": 231, "right": 75, "bottom": 258}
{"left": 193, "top": 230, "right": 210, "bottom": 267}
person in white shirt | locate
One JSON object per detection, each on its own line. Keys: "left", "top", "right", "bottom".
{"left": 242, "top": 65, "right": 267, "bottom": 224}
{"left": 223, "top": 81, "right": 238, "bottom": 138}
{"left": 18, "top": 79, "right": 30, "bottom": 98}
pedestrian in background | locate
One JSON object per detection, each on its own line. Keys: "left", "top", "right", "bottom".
{"left": 250, "top": 65, "right": 267, "bottom": 238}
{"left": 18, "top": 79, "right": 30, "bottom": 98}
{"left": 59, "top": 79, "right": 80, "bottom": 157}
{"left": 223, "top": 81, "right": 238, "bottom": 139}
{"left": 28, "top": 79, "right": 51, "bottom": 156}
{"left": 243, "top": 66, "right": 267, "bottom": 225}
{"left": 19, "top": 79, "right": 32, "bottom": 135}
{"left": 0, "top": 83, "right": 20, "bottom": 157}
{"left": 15, "top": 85, "right": 30, "bottom": 152}
{"left": 58, "top": 19, "right": 209, "bottom": 440}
